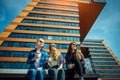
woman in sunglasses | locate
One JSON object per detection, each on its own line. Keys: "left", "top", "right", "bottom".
{"left": 65, "top": 42, "right": 84, "bottom": 80}
{"left": 48, "top": 43, "right": 65, "bottom": 80}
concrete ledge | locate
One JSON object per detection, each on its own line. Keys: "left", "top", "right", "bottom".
{"left": 0, "top": 69, "right": 100, "bottom": 80}
{"left": 0, "top": 69, "right": 28, "bottom": 74}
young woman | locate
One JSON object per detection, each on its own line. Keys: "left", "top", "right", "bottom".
{"left": 65, "top": 42, "right": 84, "bottom": 80}
{"left": 48, "top": 43, "right": 65, "bottom": 80}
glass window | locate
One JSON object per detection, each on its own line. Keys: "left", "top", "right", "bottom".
{"left": 81, "top": 43, "right": 104, "bottom": 47}
{"left": 1, "top": 41, "right": 80, "bottom": 49}
{"left": 92, "top": 61, "right": 118, "bottom": 65}
{"left": 28, "top": 13, "right": 79, "bottom": 20}
{"left": 94, "top": 0, "right": 106, "bottom": 3}
{"left": 40, "top": 0, "right": 77, "bottom": 5}
{"left": 94, "top": 65, "right": 120, "bottom": 69}
{"left": 37, "top": 3, "right": 78, "bottom": 10}
{"left": 91, "top": 53, "right": 112, "bottom": 57}
{"left": 0, "top": 51, "right": 28, "bottom": 57}
{"left": 48, "top": 36, "right": 52, "bottom": 40}
{"left": 32, "top": 8, "right": 78, "bottom": 15}
{"left": 9, "top": 33, "right": 80, "bottom": 41}
{"left": 22, "top": 19, "right": 79, "bottom": 27}
{"left": 0, "top": 62, "right": 29, "bottom": 69}
{"left": 91, "top": 57, "right": 114, "bottom": 61}
{"left": 89, "top": 47, "right": 107, "bottom": 51}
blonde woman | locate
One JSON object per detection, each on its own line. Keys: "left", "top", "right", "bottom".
{"left": 48, "top": 43, "right": 65, "bottom": 80}
{"left": 65, "top": 42, "right": 84, "bottom": 80}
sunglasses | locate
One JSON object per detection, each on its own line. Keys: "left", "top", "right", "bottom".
{"left": 51, "top": 45, "right": 56, "bottom": 48}
{"left": 72, "top": 43, "right": 76, "bottom": 46}
{"left": 39, "top": 41, "right": 44, "bottom": 43}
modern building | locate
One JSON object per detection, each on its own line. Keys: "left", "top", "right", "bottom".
{"left": 81, "top": 40, "right": 120, "bottom": 79}
{"left": 0, "top": 0, "right": 119, "bottom": 80}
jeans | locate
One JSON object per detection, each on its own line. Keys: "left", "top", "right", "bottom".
{"left": 48, "top": 68, "right": 65, "bottom": 80}
{"left": 27, "top": 69, "right": 46, "bottom": 80}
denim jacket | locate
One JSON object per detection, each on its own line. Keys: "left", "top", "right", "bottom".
{"left": 27, "top": 48, "right": 48, "bottom": 69}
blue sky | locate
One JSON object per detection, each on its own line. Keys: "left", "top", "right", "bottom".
{"left": 85, "top": 0, "right": 120, "bottom": 61}
{"left": 0, "top": 0, "right": 120, "bottom": 61}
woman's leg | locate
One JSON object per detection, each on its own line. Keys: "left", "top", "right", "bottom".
{"left": 82, "top": 63, "right": 85, "bottom": 74}
{"left": 48, "top": 68, "right": 58, "bottom": 80}
{"left": 27, "top": 69, "right": 37, "bottom": 80}
{"left": 58, "top": 69, "right": 65, "bottom": 80}
{"left": 66, "top": 69, "right": 75, "bottom": 80}
{"left": 73, "top": 58, "right": 83, "bottom": 76}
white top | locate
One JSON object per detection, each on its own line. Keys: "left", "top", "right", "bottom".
{"left": 49, "top": 56, "right": 58, "bottom": 67}
{"left": 36, "top": 52, "right": 41, "bottom": 67}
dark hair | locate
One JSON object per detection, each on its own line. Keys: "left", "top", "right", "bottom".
{"left": 66, "top": 42, "right": 77, "bottom": 57}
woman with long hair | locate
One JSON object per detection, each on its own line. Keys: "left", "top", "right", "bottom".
{"left": 65, "top": 42, "right": 84, "bottom": 80}
{"left": 48, "top": 43, "right": 65, "bottom": 80}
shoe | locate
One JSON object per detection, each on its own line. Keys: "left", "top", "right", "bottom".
{"left": 79, "top": 76, "right": 84, "bottom": 80}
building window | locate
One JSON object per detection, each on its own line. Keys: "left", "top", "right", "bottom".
{"left": 0, "top": 62, "right": 29, "bottom": 69}
{"left": 0, "top": 51, "right": 28, "bottom": 57}
{"left": 37, "top": 3, "right": 78, "bottom": 10}
{"left": 27, "top": 13, "right": 79, "bottom": 20}
{"left": 81, "top": 43, "right": 104, "bottom": 47}
{"left": 16, "top": 25, "right": 79, "bottom": 34}
{"left": 1, "top": 41, "right": 80, "bottom": 49}
{"left": 9, "top": 33, "right": 80, "bottom": 41}
{"left": 32, "top": 8, "right": 78, "bottom": 15}
{"left": 22, "top": 19, "right": 79, "bottom": 27}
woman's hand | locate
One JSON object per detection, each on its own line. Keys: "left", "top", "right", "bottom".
{"left": 68, "top": 64, "right": 72, "bottom": 69}
{"left": 57, "top": 67, "right": 61, "bottom": 70}
{"left": 68, "top": 64, "right": 75, "bottom": 69}
{"left": 48, "top": 57, "right": 52, "bottom": 62}
{"left": 57, "top": 64, "right": 63, "bottom": 70}
{"left": 47, "top": 60, "right": 52, "bottom": 67}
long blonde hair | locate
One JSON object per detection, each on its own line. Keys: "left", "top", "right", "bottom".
{"left": 49, "top": 44, "right": 59, "bottom": 61}
{"left": 76, "top": 50, "right": 84, "bottom": 60}
{"left": 53, "top": 50, "right": 59, "bottom": 61}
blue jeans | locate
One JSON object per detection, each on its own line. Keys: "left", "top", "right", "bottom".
{"left": 48, "top": 68, "right": 65, "bottom": 80}
{"left": 27, "top": 69, "right": 46, "bottom": 80}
